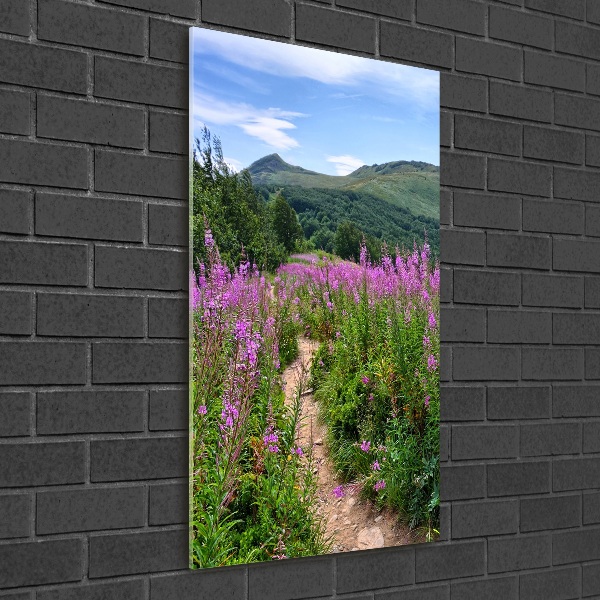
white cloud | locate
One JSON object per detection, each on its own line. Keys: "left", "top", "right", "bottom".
{"left": 223, "top": 156, "right": 244, "bottom": 172}
{"left": 193, "top": 28, "right": 439, "bottom": 112}
{"left": 193, "top": 91, "right": 306, "bottom": 150}
{"left": 326, "top": 154, "right": 365, "bottom": 176}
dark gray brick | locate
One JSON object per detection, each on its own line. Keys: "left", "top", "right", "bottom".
{"left": 587, "top": 277, "right": 600, "bottom": 308}
{"left": 336, "top": 546, "right": 414, "bottom": 593}
{"left": 95, "top": 246, "right": 187, "bottom": 291}
{"left": 488, "top": 385, "right": 551, "bottom": 420}
{"left": 453, "top": 503, "right": 518, "bottom": 540}
{"left": 38, "top": 580, "right": 145, "bottom": 600}
{"left": 490, "top": 5, "right": 553, "bottom": 49}
{"left": 0, "top": 539, "right": 82, "bottom": 588}
{"left": 0, "top": 342, "right": 86, "bottom": 385}
{"left": 554, "top": 457, "right": 600, "bottom": 491}
{"left": 455, "top": 115, "right": 521, "bottom": 156}
{"left": 39, "top": 0, "right": 145, "bottom": 56}
{"left": 523, "top": 198, "right": 583, "bottom": 235}
{"left": 90, "top": 529, "right": 188, "bottom": 577}
{"left": 440, "top": 266, "right": 452, "bottom": 303}
{"left": 554, "top": 313, "right": 600, "bottom": 345}
{"left": 0, "top": 0, "right": 29, "bottom": 35}
{"left": 440, "top": 386, "right": 485, "bottom": 421}
{"left": 336, "top": 0, "right": 412, "bottom": 19}
{"left": 440, "top": 425, "right": 449, "bottom": 463}
{"left": 415, "top": 541, "right": 484, "bottom": 582}
{"left": 454, "top": 269, "right": 520, "bottom": 306}
{"left": 149, "top": 204, "right": 187, "bottom": 246}
{"left": 487, "top": 233, "right": 551, "bottom": 270}
{"left": 490, "top": 81, "right": 553, "bottom": 123}
{"left": 37, "top": 293, "right": 143, "bottom": 338}
{"left": 417, "top": 0, "right": 485, "bottom": 34}
{"left": 0, "top": 139, "right": 88, "bottom": 189}
{"left": 149, "top": 388, "right": 187, "bottom": 431}
{"left": 151, "top": 568, "right": 246, "bottom": 600}
{"left": 36, "top": 193, "right": 143, "bottom": 242}
{"left": 525, "top": 0, "right": 584, "bottom": 18}
{"left": 440, "top": 73, "right": 487, "bottom": 112}
{"left": 37, "top": 390, "right": 145, "bottom": 434}
{"left": 0, "top": 291, "right": 31, "bottom": 335}
{"left": 91, "top": 436, "right": 187, "bottom": 482}
{"left": 440, "top": 230, "right": 484, "bottom": 265}
{"left": 0, "top": 188, "right": 31, "bottom": 235}
{"left": 150, "top": 19, "right": 188, "bottom": 64}
{"left": 487, "top": 461, "right": 550, "bottom": 496}
{"left": 520, "top": 566, "right": 580, "bottom": 600}
{"left": 440, "top": 464, "right": 486, "bottom": 501}
{"left": 589, "top": 0, "right": 600, "bottom": 24}
{"left": 554, "top": 239, "right": 600, "bottom": 273}
{"left": 204, "top": 0, "right": 290, "bottom": 37}
{"left": 440, "top": 307, "right": 485, "bottom": 342}
{"left": 584, "top": 422, "right": 600, "bottom": 453}
{"left": 93, "top": 342, "right": 187, "bottom": 383}
{"left": 488, "top": 534, "right": 551, "bottom": 573}
{"left": 587, "top": 348, "right": 600, "bottom": 379}
{"left": 149, "top": 111, "right": 187, "bottom": 155}
{"left": 523, "top": 274, "right": 583, "bottom": 308}
{"left": 248, "top": 556, "right": 334, "bottom": 600}
{"left": 451, "top": 577, "right": 518, "bottom": 600}
{"left": 440, "top": 152, "right": 485, "bottom": 189}
{"left": 522, "top": 348, "right": 584, "bottom": 380}
{"left": 456, "top": 37, "right": 522, "bottom": 81}
{"left": 556, "top": 20, "right": 600, "bottom": 60}
{"left": 587, "top": 205, "right": 600, "bottom": 237}
{"left": 488, "top": 309, "right": 551, "bottom": 344}
{"left": 554, "top": 527, "right": 600, "bottom": 564}
{"left": 454, "top": 346, "right": 520, "bottom": 381}
{"left": 376, "top": 586, "right": 449, "bottom": 600}
{"left": 488, "top": 158, "right": 551, "bottom": 197}
{"left": 95, "top": 149, "right": 187, "bottom": 199}
{"left": 521, "top": 495, "right": 581, "bottom": 532}
{"left": 149, "top": 298, "right": 187, "bottom": 339}
{"left": 453, "top": 192, "right": 520, "bottom": 230}
{"left": 589, "top": 63, "right": 600, "bottom": 97}
{"left": 440, "top": 111, "right": 451, "bottom": 148}
{"left": 440, "top": 345, "right": 451, "bottom": 382}
{"left": 149, "top": 482, "right": 187, "bottom": 525}
{"left": 0, "top": 38, "right": 87, "bottom": 93}
{"left": 555, "top": 93, "right": 600, "bottom": 132}
{"left": 554, "top": 167, "right": 600, "bottom": 202}
{"left": 0, "top": 392, "right": 31, "bottom": 437}
{"left": 521, "top": 422, "right": 581, "bottom": 456}
{"left": 95, "top": 56, "right": 187, "bottom": 109}
{"left": 452, "top": 424, "right": 519, "bottom": 460}
{"left": 524, "top": 126, "right": 584, "bottom": 164}
{"left": 38, "top": 95, "right": 145, "bottom": 149}
{"left": 37, "top": 486, "right": 144, "bottom": 534}
{"left": 584, "top": 562, "right": 600, "bottom": 598}
{"left": 0, "top": 494, "right": 30, "bottom": 539}
{"left": 553, "top": 385, "right": 600, "bottom": 417}
{"left": 584, "top": 491, "right": 600, "bottom": 524}
{"left": 0, "top": 89, "right": 30, "bottom": 135}
{"left": 440, "top": 190, "right": 451, "bottom": 225}
{"left": 380, "top": 21, "right": 453, "bottom": 69}
{"left": 587, "top": 135, "right": 600, "bottom": 167}
{"left": 0, "top": 441, "right": 85, "bottom": 487}
{"left": 98, "top": 0, "right": 196, "bottom": 18}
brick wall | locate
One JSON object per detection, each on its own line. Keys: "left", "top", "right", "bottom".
{"left": 1, "top": 0, "right": 599, "bottom": 598}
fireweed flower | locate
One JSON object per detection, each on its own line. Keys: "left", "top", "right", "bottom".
{"left": 268, "top": 445, "right": 279, "bottom": 453}
{"left": 374, "top": 480, "right": 386, "bottom": 492}
{"left": 332, "top": 485, "right": 345, "bottom": 498}
{"left": 295, "top": 447, "right": 304, "bottom": 456}
{"left": 361, "top": 376, "right": 370, "bottom": 385}
{"left": 360, "top": 440, "right": 371, "bottom": 452}
{"left": 427, "top": 354, "right": 438, "bottom": 373}
{"left": 428, "top": 312, "right": 437, "bottom": 330}
{"left": 424, "top": 395, "right": 430, "bottom": 408}
{"left": 372, "top": 460, "right": 381, "bottom": 471}
{"left": 197, "top": 405, "right": 207, "bottom": 415}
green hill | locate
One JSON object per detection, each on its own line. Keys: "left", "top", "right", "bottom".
{"left": 248, "top": 154, "right": 440, "bottom": 255}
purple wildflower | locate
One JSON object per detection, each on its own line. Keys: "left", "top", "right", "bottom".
{"left": 360, "top": 440, "right": 371, "bottom": 452}
{"left": 372, "top": 460, "right": 381, "bottom": 471}
{"left": 197, "top": 405, "right": 207, "bottom": 415}
{"left": 332, "top": 485, "right": 345, "bottom": 498}
{"left": 374, "top": 479, "right": 386, "bottom": 492}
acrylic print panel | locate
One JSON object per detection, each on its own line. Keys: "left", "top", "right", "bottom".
{"left": 190, "top": 27, "right": 441, "bottom": 568}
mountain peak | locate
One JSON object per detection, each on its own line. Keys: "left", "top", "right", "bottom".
{"left": 248, "top": 154, "right": 320, "bottom": 180}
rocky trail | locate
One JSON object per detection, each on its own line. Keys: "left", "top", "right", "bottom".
{"left": 281, "top": 337, "right": 422, "bottom": 553}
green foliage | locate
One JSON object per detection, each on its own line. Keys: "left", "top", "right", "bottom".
{"left": 270, "top": 192, "right": 304, "bottom": 253}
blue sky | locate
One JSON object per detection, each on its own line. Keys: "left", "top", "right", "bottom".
{"left": 191, "top": 28, "right": 440, "bottom": 176}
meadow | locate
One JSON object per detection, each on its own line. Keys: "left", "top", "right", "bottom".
{"left": 190, "top": 232, "right": 440, "bottom": 567}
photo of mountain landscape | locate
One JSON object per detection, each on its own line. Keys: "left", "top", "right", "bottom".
{"left": 190, "top": 27, "right": 440, "bottom": 568}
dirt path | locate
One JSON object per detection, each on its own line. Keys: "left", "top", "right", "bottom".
{"left": 281, "top": 337, "right": 422, "bottom": 553}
